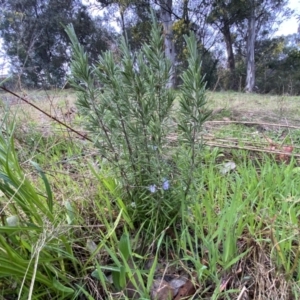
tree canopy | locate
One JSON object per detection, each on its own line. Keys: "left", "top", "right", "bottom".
{"left": 0, "top": 0, "right": 110, "bottom": 87}
{"left": 0, "top": 0, "right": 298, "bottom": 93}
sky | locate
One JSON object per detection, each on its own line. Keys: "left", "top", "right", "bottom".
{"left": 0, "top": 0, "right": 299, "bottom": 76}
{"left": 276, "top": 0, "right": 299, "bottom": 36}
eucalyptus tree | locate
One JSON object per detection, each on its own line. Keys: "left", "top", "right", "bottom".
{"left": 245, "top": 0, "right": 255, "bottom": 92}
{"left": 206, "top": 0, "right": 291, "bottom": 91}
{"left": 158, "top": 0, "right": 176, "bottom": 87}
{"left": 207, "top": 0, "right": 248, "bottom": 74}
{"left": 95, "top": 0, "right": 152, "bottom": 45}
{"left": 0, "top": 0, "right": 109, "bottom": 88}
{"left": 94, "top": 0, "right": 221, "bottom": 88}
{"left": 244, "top": 0, "right": 291, "bottom": 92}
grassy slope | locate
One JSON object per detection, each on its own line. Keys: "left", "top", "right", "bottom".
{"left": 0, "top": 89, "right": 300, "bottom": 299}
{"left": 3, "top": 89, "right": 300, "bottom": 125}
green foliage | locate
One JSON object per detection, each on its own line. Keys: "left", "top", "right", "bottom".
{"left": 207, "top": 0, "right": 250, "bottom": 26}
{"left": 66, "top": 14, "right": 210, "bottom": 232}
{"left": 0, "top": 0, "right": 110, "bottom": 88}
{"left": 172, "top": 19, "right": 218, "bottom": 89}
{"left": 208, "top": 0, "right": 291, "bottom": 92}
{"left": 1, "top": 91, "right": 300, "bottom": 297}
{"left": 0, "top": 116, "right": 81, "bottom": 298}
{"left": 127, "top": 2, "right": 153, "bottom": 50}
{"left": 179, "top": 148, "right": 300, "bottom": 297}
{"left": 129, "top": 19, "right": 152, "bottom": 50}
{"left": 90, "top": 223, "right": 165, "bottom": 298}
{"left": 255, "top": 34, "right": 300, "bottom": 94}
{"left": 172, "top": 19, "right": 191, "bottom": 62}
{"left": 177, "top": 33, "right": 211, "bottom": 197}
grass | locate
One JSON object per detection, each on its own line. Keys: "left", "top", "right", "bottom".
{"left": 1, "top": 89, "right": 300, "bottom": 299}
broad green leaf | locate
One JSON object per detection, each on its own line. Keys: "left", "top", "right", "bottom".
{"left": 112, "top": 270, "right": 122, "bottom": 291}
{"left": 65, "top": 201, "right": 75, "bottom": 225}
{"left": 118, "top": 233, "right": 131, "bottom": 261}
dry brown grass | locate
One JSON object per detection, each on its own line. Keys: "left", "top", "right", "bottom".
{"left": 0, "top": 88, "right": 77, "bottom": 126}
{"left": 207, "top": 91, "right": 300, "bottom": 125}
{"left": 1, "top": 89, "right": 300, "bottom": 127}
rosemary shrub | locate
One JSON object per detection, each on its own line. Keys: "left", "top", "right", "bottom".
{"left": 66, "top": 15, "right": 210, "bottom": 230}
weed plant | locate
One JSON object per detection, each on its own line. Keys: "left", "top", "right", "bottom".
{"left": 0, "top": 116, "right": 80, "bottom": 298}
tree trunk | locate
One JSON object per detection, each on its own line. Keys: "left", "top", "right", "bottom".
{"left": 222, "top": 23, "right": 235, "bottom": 72}
{"left": 119, "top": 3, "right": 128, "bottom": 43}
{"left": 159, "top": 0, "right": 176, "bottom": 88}
{"left": 222, "top": 22, "right": 236, "bottom": 90}
{"left": 245, "top": 1, "right": 256, "bottom": 93}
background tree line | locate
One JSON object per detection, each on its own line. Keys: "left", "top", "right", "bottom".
{"left": 0, "top": 0, "right": 299, "bottom": 94}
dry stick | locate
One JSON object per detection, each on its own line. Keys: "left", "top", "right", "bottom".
{"left": 205, "top": 141, "right": 300, "bottom": 157}
{"left": 204, "top": 134, "right": 270, "bottom": 145}
{"left": 206, "top": 120, "right": 300, "bottom": 130}
{"left": 204, "top": 127, "right": 300, "bottom": 150}
{"left": 237, "top": 286, "right": 248, "bottom": 300}
{"left": 212, "top": 75, "right": 221, "bottom": 92}
{"left": 203, "top": 134, "right": 291, "bottom": 146}
{"left": 167, "top": 134, "right": 300, "bottom": 155}
{"left": 0, "top": 85, "right": 93, "bottom": 143}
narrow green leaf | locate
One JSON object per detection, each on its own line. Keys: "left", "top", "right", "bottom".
{"left": 52, "top": 278, "right": 74, "bottom": 294}
{"left": 119, "top": 265, "right": 126, "bottom": 289}
{"left": 30, "top": 161, "right": 53, "bottom": 213}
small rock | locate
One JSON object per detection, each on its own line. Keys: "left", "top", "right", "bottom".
{"left": 150, "top": 279, "right": 174, "bottom": 300}
{"left": 220, "top": 161, "right": 236, "bottom": 175}
{"left": 173, "top": 279, "right": 196, "bottom": 300}
{"left": 169, "top": 277, "right": 187, "bottom": 296}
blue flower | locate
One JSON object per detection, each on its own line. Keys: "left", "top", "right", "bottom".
{"left": 148, "top": 184, "right": 157, "bottom": 193}
{"left": 149, "top": 145, "right": 158, "bottom": 150}
{"left": 162, "top": 178, "right": 170, "bottom": 190}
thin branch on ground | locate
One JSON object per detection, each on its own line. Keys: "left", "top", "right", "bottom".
{"left": 0, "top": 86, "right": 93, "bottom": 142}
{"left": 206, "top": 120, "right": 300, "bottom": 130}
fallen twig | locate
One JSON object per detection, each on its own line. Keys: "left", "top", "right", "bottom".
{"left": 0, "top": 85, "right": 93, "bottom": 142}
{"left": 237, "top": 286, "right": 248, "bottom": 300}
{"left": 206, "top": 120, "right": 300, "bottom": 130}
{"left": 205, "top": 140, "right": 300, "bottom": 157}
